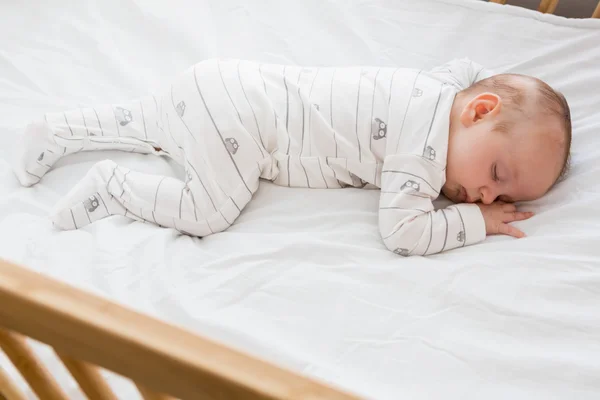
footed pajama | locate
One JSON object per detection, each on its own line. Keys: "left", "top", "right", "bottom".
{"left": 14, "top": 58, "right": 491, "bottom": 255}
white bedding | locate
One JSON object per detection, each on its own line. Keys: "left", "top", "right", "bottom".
{"left": 1, "top": 0, "right": 600, "bottom": 399}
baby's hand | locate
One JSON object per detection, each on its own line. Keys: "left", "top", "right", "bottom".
{"left": 475, "top": 202, "right": 534, "bottom": 239}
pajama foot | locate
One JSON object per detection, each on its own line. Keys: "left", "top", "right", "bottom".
{"left": 12, "top": 121, "right": 67, "bottom": 187}
{"left": 51, "top": 160, "right": 126, "bottom": 230}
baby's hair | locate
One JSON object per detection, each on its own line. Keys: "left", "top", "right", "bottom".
{"left": 465, "top": 73, "right": 572, "bottom": 186}
{"left": 540, "top": 84, "right": 571, "bottom": 184}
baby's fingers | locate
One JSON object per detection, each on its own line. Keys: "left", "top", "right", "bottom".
{"left": 504, "top": 211, "right": 534, "bottom": 223}
{"left": 501, "top": 203, "right": 516, "bottom": 212}
{"left": 498, "top": 223, "right": 526, "bottom": 238}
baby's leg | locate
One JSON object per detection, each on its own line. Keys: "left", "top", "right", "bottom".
{"left": 50, "top": 58, "right": 274, "bottom": 235}
{"left": 50, "top": 157, "right": 262, "bottom": 236}
{"left": 13, "top": 96, "right": 173, "bottom": 187}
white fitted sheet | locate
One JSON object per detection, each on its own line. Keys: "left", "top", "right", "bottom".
{"left": 1, "top": 0, "right": 600, "bottom": 398}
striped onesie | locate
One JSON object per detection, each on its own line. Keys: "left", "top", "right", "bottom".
{"left": 13, "top": 58, "right": 491, "bottom": 256}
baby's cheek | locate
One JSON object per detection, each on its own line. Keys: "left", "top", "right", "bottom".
{"left": 458, "top": 149, "right": 487, "bottom": 183}
{"left": 458, "top": 168, "right": 479, "bottom": 188}
{"left": 446, "top": 156, "right": 466, "bottom": 184}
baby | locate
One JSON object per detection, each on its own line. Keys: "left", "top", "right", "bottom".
{"left": 12, "top": 58, "right": 571, "bottom": 256}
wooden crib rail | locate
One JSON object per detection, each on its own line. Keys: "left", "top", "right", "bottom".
{"left": 0, "top": 258, "right": 360, "bottom": 400}
{"left": 55, "top": 352, "right": 118, "bottom": 400}
{"left": 489, "top": 0, "right": 600, "bottom": 17}
{"left": 0, "top": 330, "right": 67, "bottom": 400}
{"left": 537, "top": 0, "right": 559, "bottom": 14}
{"left": 0, "top": 365, "right": 27, "bottom": 400}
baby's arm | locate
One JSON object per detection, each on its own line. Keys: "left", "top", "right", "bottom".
{"left": 378, "top": 153, "right": 486, "bottom": 256}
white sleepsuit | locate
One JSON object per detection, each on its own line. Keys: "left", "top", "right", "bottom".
{"left": 15, "top": 58, "right": 492, "bottom": 256}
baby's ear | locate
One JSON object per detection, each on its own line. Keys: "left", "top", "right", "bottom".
{"left": 461, "top": 92, "right": 502, "bottom": 126}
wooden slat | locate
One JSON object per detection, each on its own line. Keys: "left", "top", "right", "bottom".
{"left": 488, "top": 0, "right": 507, "bottom": 4}
{"left": 136, "top": 383, "right": 176, "bottom": 400}
{"left": 0, "top": 329, "right": 67, "bottom": 400}
{"left": 538, "top": 0, "right": 559, "bottom": 14}
{"left": 0, "top": 259, "right": 361, "bottom": 400}
{"left": 56, "top": 352, "right": 118, "bottom": 400}
{"left": 593, "top": 1, "right": 600, "bottom": 18}
{"left": 0, "top": 366, "right": 27, "bottom": 400}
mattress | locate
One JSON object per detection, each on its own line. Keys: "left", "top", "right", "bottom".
{"left": 1, "top": 0, "right": 600, "bottom": 398}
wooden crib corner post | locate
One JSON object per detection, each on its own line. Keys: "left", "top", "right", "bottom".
{"left": 593, "top": 1, "right": 600, "bottom": 18}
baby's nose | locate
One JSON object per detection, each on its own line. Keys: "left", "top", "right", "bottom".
{"left": 480, "top": 189, "right": 496, "bottom": 204}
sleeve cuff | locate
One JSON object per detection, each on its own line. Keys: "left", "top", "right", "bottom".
{"left": 454, "top": 203, "right": 487, "bottom": 245}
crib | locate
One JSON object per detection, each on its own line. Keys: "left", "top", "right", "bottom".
{"left": 0, "top": 258, "right": 357, "bottom": 399}
{"left": 2, "top": 0, "right": 600, "bottom": 399}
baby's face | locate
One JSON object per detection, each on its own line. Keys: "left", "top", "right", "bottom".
{"left": 443, "top": 112, "right": 564, "bottom": 205}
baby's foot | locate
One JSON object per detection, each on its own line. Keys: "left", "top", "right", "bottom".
{"left": 12, "top": 120, "right": 66, "bottom": 187}
{"left": 51, "top": 160, "right": 126, "bottom": 230}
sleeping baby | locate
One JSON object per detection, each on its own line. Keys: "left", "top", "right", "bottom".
{"left": 12, "top": 58, "right": 571, "bottom": 256}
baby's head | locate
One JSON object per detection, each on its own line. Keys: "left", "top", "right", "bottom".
{"left": 444, "top": 73, "right": 571, "bottom": 204}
